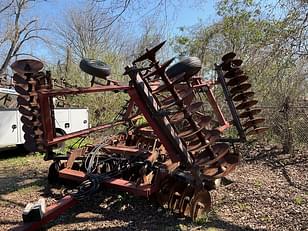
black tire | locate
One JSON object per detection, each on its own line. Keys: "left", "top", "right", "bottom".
{"left": 166, "top": 57, "right": 201, "bottom": 80}
{"left": 48, "top": 161, "right": 61, "bottom": 183}
{"left": 79, "top": 58, "right": 111, "bottom": 78}
{"left": 53, "top": 129, "right": 66, "bottom": 151}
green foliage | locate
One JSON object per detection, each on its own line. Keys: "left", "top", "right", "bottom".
{"left": 173, "top": 0, "right": 307, "bottom": 147}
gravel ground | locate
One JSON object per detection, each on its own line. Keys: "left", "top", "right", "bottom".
{"left": 0, "top": 146, "right": 307, "bottom": 231}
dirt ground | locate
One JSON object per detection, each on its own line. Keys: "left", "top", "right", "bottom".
{"left": 0, "top": 146, "right": 307, "bottom": 231}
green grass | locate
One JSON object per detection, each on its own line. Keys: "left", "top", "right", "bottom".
{"left": 293, "top": 195, "right": 303, "bottom": 205}
{"left": 0, "top": 152, "right": 44, "bottom": 167}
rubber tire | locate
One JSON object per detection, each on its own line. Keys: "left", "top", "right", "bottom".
{"left": 166, "top": 57, "right": 201, "bottom": 79}
{"left": 48, "top": 161, "right": 61, "bottom": 183}
{"left": 53, "top": 129, "right": 66, "bottom": 151}
{"left": 79, "top": 58, "right": 111, "bottom": 78}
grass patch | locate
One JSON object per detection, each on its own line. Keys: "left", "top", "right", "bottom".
{"left": 0, "top": 153, "right": 43, "bottom": 167}
{"left": 254, "top": 180, "right": 262, "bottom": 188}
{"left": 236, "top": 202, "right": 251, "bottom": 211}
{"left": 293, "top": 195, "right": 303, "bottom": 205}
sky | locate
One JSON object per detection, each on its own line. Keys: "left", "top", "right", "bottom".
{"left": 23, "top": 0, "right": 220, "bottom": 63}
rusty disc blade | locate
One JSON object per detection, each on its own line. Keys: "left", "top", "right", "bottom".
{"left": 196, "top": 143, "right": 229, "bottom": 167}
{"left": 168, "top": 181, "right": 187, "bottom": 213}
{"left": 223, "top": 68, "right": 244, "bottom": 78}
{"left": 152, "top": 73, "right": 186, "bottom": 94}
{"left": 33, "top": 128, "right": 44, "bottom": 136}
{"left": 201, "top": 165, "right": 220, "bottom": 177}
{"left": 222, "top": 59, "right": 243, "bottom": 71}
{"left": 156, "top": 177, "right": 175, "bottom": 206}
{"left": 11, "top": 59, "right": 43, "bottom": 74}
{"left": 190, "top": 190, "right": 211, "bottom": 221}
{"left": 188, "top": 141, "right": 207, "bottom": 152}
{"left": 179, "top": 185, "right": 195, "bottom": 216}
{"left": 185, "top": 101, "right": 203, "bottom": 111}
{"left": 203, "top": 130, "right": 221, "bottom": 144}
{"left": 215, "top": 152, "right": 240, "bottom": 178}
{"left": 20, "top": 116, "right": 42, "bottom": 128}
{"left": 236, "top": 100, "right": 258, "bottom": 110}
{"left": 143, "top": 58, "right": 174, "bottom": 79}
{"left": 161, "top": 88, "right": 193, "bottom": 109}
{"left": 239, "top": 108, "right": 262, "bottom": 118}
{"left": 179, "top": 126, "right": 204, "bottom": 140}
{"left": 17, "top": 96, "right": 30, "bottom": 107}
{"left": 198, "top": 115, "right": 212, "bottom": 127}
{"left": 243, "top": 117, "right": 265, "bottom": 129}
{"left": 15, "top": 85, "right": 29, "bottom": 95}
{"left": 226, "top": 75, "right": 248, "bottom": 86}
{"left": 222, "top": 52, "right": 236, "bottom": 62}
{"left": 224, "top": 68, "right": 244, "bottom": 79}
{"left": 24, "top": 132, "right": 44, "bottom": 144}
{"left": 232, "top": 91, "right": 254, "bottom": 101}
{"left": 18, "top": 106, "right": 33, "bottom": 117}
{"left": 208, "top": 143, "right": 230, "bottom": 164}
{"left": 24, "top": 141, "right": 37, "bottom": 152}
{"left": 133, "top": 41, "right": 166, "bottom": 64}
{"left": 231, "top": 59, "right": 243, "bottom": 67}
{"left": 13, "top": 74, "right": 28, "bottom": 84}
{"left": 21, "top": 116, "right": 36, "bottom": 126}
{"left": 170, "top": 102, "right": 203, "bottom": 123}
{"left": 149, "top": 80, "right": 161, "bottom": 91}
{"left": 246, "top": 127, "right": 269, "bottom": 136}
{"left": 230, "top": 83, "right": 251, "bottom": 95}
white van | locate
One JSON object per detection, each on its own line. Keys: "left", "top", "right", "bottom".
{"left": 0, "top": 108, "right": 89, "bottom": 149}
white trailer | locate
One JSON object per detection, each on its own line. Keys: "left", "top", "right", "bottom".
{"left": 0, "top": 108, "right": 89, "bottom": 149}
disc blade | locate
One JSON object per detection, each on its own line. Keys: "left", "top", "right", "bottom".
{"left": 226, "top": 75, "right": 248, "bottom": 86}
{"left": 179, "top": 126, "right": 204, "bottom": 140}
{"left": 239, "top": 108, "right": 261, "bottom": 118}
{"left": 215, "top": 152, "right": 240, "bottom": 178}
{"left": 198, "top": 115, "right": 212, "bottom": 127}
{"left": 246, "top": 127, "right": 269, "bottom": 136}
{"left": 161, "top": 88, "right": 193, "bottom": 109}
{"left": 223, "top": 68, "right": 244, "bottom": 78}
{"left": 11, "top": 59, "right": 44, "bottom": 74}
{"left": 13, "top": 74, "right": 28, "bottom": 84}
{"left": 242, "top": 118, "right": 265, "bottom": 129}
{"left": 188, "top": 141, "right": 207, "bottom": 152}
{"left": 231, "top": 59, "right": 243, "bottom": 67}
{"left": 190, "top": 190, "right": 211, "bottom": 221}
{"left": 236, "top": 100, "right": 258, "bottom": 110}
{"left": 232, "top": 91, "right": 254, "bottom": 101}
{"left": 206, "top": 143, "right": 230, "bottom": 165}
{"left": 168, "top": 181, "right": 187, "bottom": 213}
{"left": 15, "top": 85, "right": 29, "bottom": 95}
{"left": 170, "top": 102, "right": 203, "bottom": 123}
{"left": 18, "top": 106, "right": 33, "bottom": 117}
{"left": 152, "top": 73, "right": 186, "bottom": 94}
{"left": 230, "top": 83, "right": 251, "bottom": 95}
{"left": 17, "top": 96, "right": 30, "bottom": 106}
{"left": 143, "top": 58, "right": 175, "bottom": 79}
{"left": 179, "top": 185, "right": 195, "bottom": 216}
{"left": 203, "top": 130, "right": 221, "bottom": 144}
{"left": 133, "top": 41, "right": 166, "bottom": 64}
{"left": 222, "top": 52, "right": 236, "bottom": 62}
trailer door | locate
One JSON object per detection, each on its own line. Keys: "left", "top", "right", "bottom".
{"left": 0, "top": 110, "right": 19, "bottom": 147}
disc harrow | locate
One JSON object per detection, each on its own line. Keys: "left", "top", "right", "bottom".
{"left": 11, "top": 60, "right": 53, "bottom": 152}
{"left": 219, "top": 52, "right": 268, "bottom": 137}
{"left": 12, "top": 42, "right": 267, "bottom": 230}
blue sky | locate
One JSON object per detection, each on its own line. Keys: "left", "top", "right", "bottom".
{"left": 23, "top": 0, "right": 219, "bottom": 62}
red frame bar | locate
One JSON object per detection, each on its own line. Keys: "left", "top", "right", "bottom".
{"left": 128, "top": 89, "right": 181, "bottom": 163}
{"left": 47, "top": 121, "right": 125, "bottom": 145}
{"left": 39, "top": 85, "right": 130, "bottom": 97}
{"left": 37, "top": 85, "right": 130, "bottom": 146}
{"left": 12, "top": 196, "right": 77, "bottom": 231}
